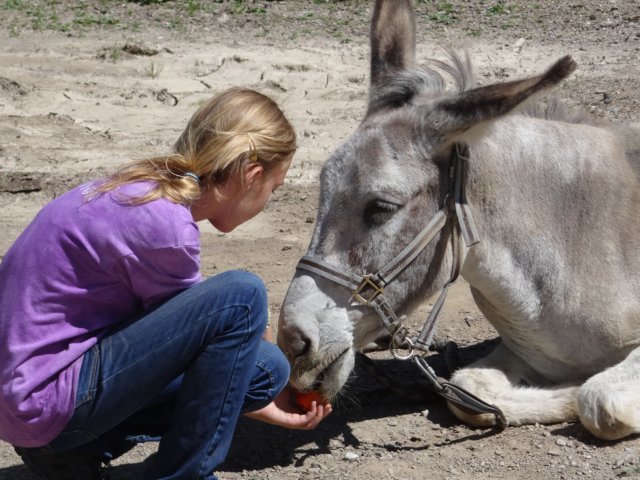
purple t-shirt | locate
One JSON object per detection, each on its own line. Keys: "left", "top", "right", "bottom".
{"left": 0, "top": 181, "right": 201, "bottom": 447}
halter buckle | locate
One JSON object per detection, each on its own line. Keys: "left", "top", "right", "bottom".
{"left": 351, "top": 274, "right": 384, "bottom": 306}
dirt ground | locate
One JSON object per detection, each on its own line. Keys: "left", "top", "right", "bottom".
{"left": 1, "top": 0, "right": 639, "bottom": 478}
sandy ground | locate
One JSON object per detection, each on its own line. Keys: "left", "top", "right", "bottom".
{"left": 1, "top": 1, "right": 639, "bottom": 478}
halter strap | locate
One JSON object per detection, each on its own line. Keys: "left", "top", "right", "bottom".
{"left": 297, "top": 256, "right": 361, "bottom": 291}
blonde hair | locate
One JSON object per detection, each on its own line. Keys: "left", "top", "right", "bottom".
{"left": 94, "top": 87, "right": 297, "bottom": 205}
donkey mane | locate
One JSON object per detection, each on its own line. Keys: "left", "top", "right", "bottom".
{"left": 521, "top": 95, "right": 600, "bottom": 126}
{"left": 369, "top": 49, "right": 471, "bottom": 113}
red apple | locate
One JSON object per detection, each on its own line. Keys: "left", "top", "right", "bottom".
{"left": 293, "top": 390, "right": 326, "bottom": 411}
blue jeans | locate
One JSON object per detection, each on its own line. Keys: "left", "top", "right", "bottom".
{"left": 44, "top": 270, "right": 290, "bottom": 479}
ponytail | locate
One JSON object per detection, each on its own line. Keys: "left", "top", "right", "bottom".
{"left": 92, "top": 87, "right": 297, "bottom": 206}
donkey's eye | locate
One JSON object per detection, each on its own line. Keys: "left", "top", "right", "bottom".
{"left": 364, "top": 199, "right": 400, "bottom": 226}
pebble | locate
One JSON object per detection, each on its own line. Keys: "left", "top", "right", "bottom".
{"left": 343, "top": 452, "right": 359, "bottom": 461}
{"left": 614, "top": 453, "right": 636, "bottom": 468}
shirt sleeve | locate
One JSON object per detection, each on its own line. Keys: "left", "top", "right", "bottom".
{"left": 114, "top": 244, "right": 202, "bottom": 310}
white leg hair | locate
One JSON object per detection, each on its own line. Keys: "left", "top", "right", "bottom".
{"left": 577, "top": 347, "right": 640, "bottom": 440}
{"left": 448, "top": 342, "right": 579, "bottom": 427}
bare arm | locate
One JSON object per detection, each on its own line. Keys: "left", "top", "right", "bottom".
{"left": 244, "top": 386, "right": 333, "bottom": 430}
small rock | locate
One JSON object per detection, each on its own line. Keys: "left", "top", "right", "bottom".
{"left": 343, "top": 452, "right": 359, "bottom": 461}
{"left": 514, "top": 37, "right": 525, "bottom": 53}
{"left": 614, "top": 453, "right": 636, "bottom": 468}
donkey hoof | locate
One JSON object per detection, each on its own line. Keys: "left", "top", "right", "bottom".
{"left": 447, "top": 402, "right": 500, "bottom": 427}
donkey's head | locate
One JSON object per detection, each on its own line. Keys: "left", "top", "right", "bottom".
{"left": 278, "top": 0, "right": 576, "bottom": 400}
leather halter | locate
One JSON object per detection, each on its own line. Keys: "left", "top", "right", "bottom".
{"left": 296, "top": 144, "right": 507, "bottom": 428}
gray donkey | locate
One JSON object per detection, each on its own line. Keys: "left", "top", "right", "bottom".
{"left": 278, "top": 0, "right": 640, "bottom": 440}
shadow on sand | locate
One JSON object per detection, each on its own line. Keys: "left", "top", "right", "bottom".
{"left": 0, "top": 339, "right": 501, "bottom": 479}
{"left": 221, "top": 338, "right": 502, "bottom": 475}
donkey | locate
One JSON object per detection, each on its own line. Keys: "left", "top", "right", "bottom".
{"left": 277, "top": 0, "right": 640, "bottom": 440}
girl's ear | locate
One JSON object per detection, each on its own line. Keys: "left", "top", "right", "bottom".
{"left": 244, "top": 162, "right": 265, "bottom": 189}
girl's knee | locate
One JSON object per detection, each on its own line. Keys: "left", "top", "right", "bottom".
{"left": 199, "top": 270, "right": 268, "bottom": 330}
{"left": 217, "top": 270, "right": 265, "bottom": 289}
{"left": 207, "top": 270, "right": 266, "bottom": 304}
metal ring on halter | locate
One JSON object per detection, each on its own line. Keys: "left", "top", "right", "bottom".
{"left": 391, "top": 334, "right": 415, "bottom": 360}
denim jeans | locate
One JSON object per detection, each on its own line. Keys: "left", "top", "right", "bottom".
{"left": 43, "top": 270, "right": 290, "bottom": 480}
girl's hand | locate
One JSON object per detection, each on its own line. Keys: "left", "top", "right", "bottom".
{"left": 244, "top": 386, "right": 332, "bottom": 430}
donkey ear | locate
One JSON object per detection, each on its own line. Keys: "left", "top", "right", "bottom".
{"left": 425, "top": 55, "right": 577, "bottom": 136}
{"left": 368, "top": 0, "right": 416, "bottom": 106}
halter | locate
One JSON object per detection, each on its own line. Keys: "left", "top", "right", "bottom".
{"left": 296, "top": 144, "right": 507, "bottom": 428}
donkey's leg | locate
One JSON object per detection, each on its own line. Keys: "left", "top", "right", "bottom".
{"left": 577, "top": 347, "right": 640, "bottom": 440}
{"left": 449, "top": 342, "right": 579, "bottom": 427}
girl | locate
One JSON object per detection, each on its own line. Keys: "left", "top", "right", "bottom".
{"left": 0, "top": 87, "right": 331, "bottom": 480}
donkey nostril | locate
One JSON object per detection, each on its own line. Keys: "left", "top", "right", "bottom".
{"left": 280, "top": 324, "right": 312, "bottom": 361}
{"left": 290, "top": 332, "right": 311, "bottom": 359}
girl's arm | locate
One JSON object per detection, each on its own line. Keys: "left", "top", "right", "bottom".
{"left": 244, "top": 386, "right": 332, "bottom": 430}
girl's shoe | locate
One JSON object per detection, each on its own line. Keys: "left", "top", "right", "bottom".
{"left": 13, "top": 446, "right": 108, "bottom": 480}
